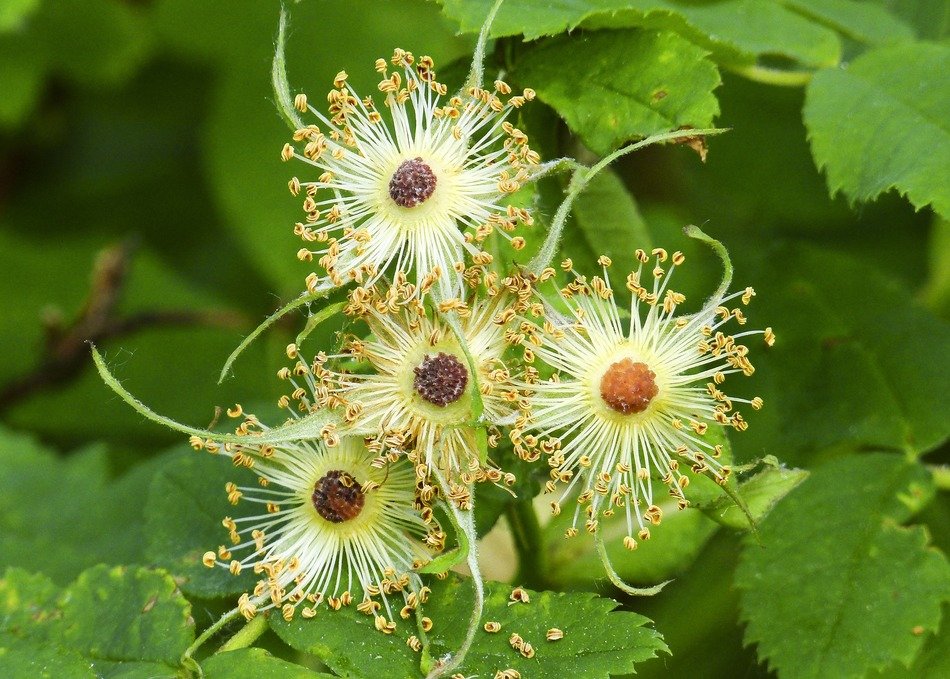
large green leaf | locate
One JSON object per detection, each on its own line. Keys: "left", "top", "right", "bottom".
{"left": 736, "top": 453, "right": 950, "bottom": 679}
{"left": 0, "top": 635, "right": 95, "bottom": 679}
{"left": 804, "top": 42, "right": 950, "bottom": 219}
{"left": 0, "top": 565, "right": 193, "bottom": 674}
{"left": 144, "top": 446, "right": 260, "bottom": 599}
{"left": 779, "top": 0, "right": 913, "bottom": 44}
{"left": 737, "top": 242, "right": 950, "bottom": 461}
{"left": 423, "top": 576, "right": 667, "bottom": 677}
{"left": 270, "top": 600, "right": 419, "bottom": 678}
{"left": 0, "top": 426, "right": 155, "bottom": 584}
{"left": 516, "top": 29, "right": 720, "bottom": 155}
{"left": 202, "top": 649, "right": 338, "bottom": 678}
{"left": 442, "top": 0, "right": 841, "bottom": 69}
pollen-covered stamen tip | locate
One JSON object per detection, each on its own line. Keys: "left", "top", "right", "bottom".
{"left": 600, "top": 358, "right": 658, "bottom": 415}
{"left": 413, "top": 352, "right": 468, "bottom": 407}
{"left": 389, "top": 157, "right": 437, "bottom": 208}
{"left": 312, "top": 470, "right": 365, "bottom": 523}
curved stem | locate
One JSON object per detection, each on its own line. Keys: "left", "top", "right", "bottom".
{"left": 527, "top": 128, "right": 727, "bottom": 275}
{"left": 181, "top": 606, "right": 244, "bottom": 670}
{"left": 272, "top": 4, "right": 305, "bottom": 132}
{"left": 219, "top": 286, "right": 333, "bottom": 383}
{"left": 506, "top": 500, "right": 545, "bottom": 589}
{"left": 465, "top": 0, "right": 507, "bottom": 91}
{"left": 683, "top": 224, "right": 734, "bottom": 309}
{"left": 426, "top": 470, "right": 484, "bottom": 679}
{"left": 594, "top": 532, "right": 671, "bottom": 597}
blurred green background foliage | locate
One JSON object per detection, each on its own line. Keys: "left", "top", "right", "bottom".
{"left": 0, "top": 1, "right": 948, "bottom": 677}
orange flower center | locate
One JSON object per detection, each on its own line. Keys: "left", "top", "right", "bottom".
{"left": 599, "top": 358, "right": 658, "bottom": 415}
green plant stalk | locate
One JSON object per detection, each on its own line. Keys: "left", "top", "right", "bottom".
{"left": 464, "top": 0, "right": 506, "bottom": 92}
{"left": 527, "top": 127, "right": 728, "bottom": 275}
{"left": 506, "top": 500, "right": 546, "bottom": 589}
{"left": 217, "top": 614, "right": 269, "bottom": 654}
{"left": 218, "top": 287, "right": 333, "bottom": 383}
{"left": 594, "top": 532, "right": 671, "bottom": 597}
{"left": 426, "top": 469, "right": 484, "bottom": 679}
{"left": 272, "top": 4, "right": 305, "bottom": 131}
{"left": 181, "top": 605, "right": 244, "bottom": 668}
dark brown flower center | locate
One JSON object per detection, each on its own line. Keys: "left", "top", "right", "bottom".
{"left": 312, "top": 470, "right": 365, "bottom": 523}
{"left": 389, "top": 157, "right": 437, "bottom": 208}
{"left": 600, "top": 358, "right": 659, "bottom": 415}
{"left": 413, "top": 352, "right": 468, "bottom": 407}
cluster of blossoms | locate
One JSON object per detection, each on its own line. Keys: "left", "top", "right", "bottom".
{"left": 188, "top": 49, "right": 772, "bottom": 631}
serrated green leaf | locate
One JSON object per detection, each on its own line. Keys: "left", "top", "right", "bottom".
{"left": 60, "top": 565, "right": 193, "bottom": 666}
{"left": 516, "top": 29, "right": 720, "bottom": 155}
{"left": 0, "top": 427, "right": 153, "bottom": 584}
{"left": 202, "top": 648, "right": 338, "bottom": 678}
{"left": 572, "top": 167, "right": 653, "bottom": 258}
{"left": 0, "top": 634, "right": 95, "bottom": 679}
{"left": 0, "top": 565, "right": 193, "bottom": 674}
{"left": 424, "top": 576, "right": 667, "bottom": 677}
{"left": 270, "top": 603, "right": 419, "bottom": 679}
{"left": 443, "top": 0, "right": 841, "bottom": 69}
{"left": 0, "top": 569, "right": 61, "bottom": 640}
{"left": 144, "top": 446, "right": 259, "bottom": 599}
{"left": 736, "top": 453, "right": 950, "bottom": 679}
{"left": 804, "top": 42, "right": 950, "bottom": 218}
{"left": 738, "top": 242, "right": 950, "bottom": 461}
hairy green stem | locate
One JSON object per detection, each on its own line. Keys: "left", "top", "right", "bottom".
{"left": 506, "top": 500, "right": 546, "bottom": 589}
{"left": 464, "top": 0, "right": 506, "bottom": 91}
{"left": 218, "top": 287, "right": 333, "bottom": 384}
{"left": 426, "top": 469, "right": 484, "bottom": 679}
{"left": 217, "top": 614, "right": 269, "bottom": 654}
{"left": 594, "top": 532, "right": 671, "bottom": 597}
{"left": 527, "top": 128, "right": 727, "bottom": 275}
{"left": 272, "top": 4, "right": 304, "bottom": 132}
{"left": 181, "top": 605, "right": 244, "bottom": 673}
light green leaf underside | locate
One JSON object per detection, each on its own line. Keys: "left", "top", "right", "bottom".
{"left": 804, "top": 42, "right": 950, "bottom": 219}
{"left": 442, "top": 0, "right": 841, "bottom": 68}
{"left": 700, "top": 463, "right": 809, "bottom": 530}
{"left": 516, "top": 29, "right": 720, "bottom": 155}
{"left": 0, "top": 565, "right": 193, "bottom": 673}
{"left": 736, "top": 453, "right": 950, "bottom": 679}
